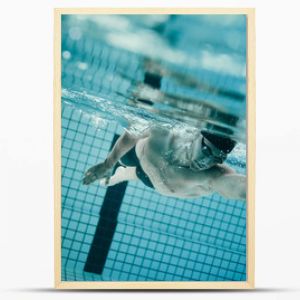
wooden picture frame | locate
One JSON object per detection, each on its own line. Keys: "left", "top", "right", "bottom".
{"left": 54, "top": 7, "right": 255, "bottom": 289}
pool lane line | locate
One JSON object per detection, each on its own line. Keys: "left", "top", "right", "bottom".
{"left": 84, "top": 134, "right": 128, "bottom": 275}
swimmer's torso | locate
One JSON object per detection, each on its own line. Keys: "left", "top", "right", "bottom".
{"left": 135, "top": 127, "right": 224, "bottom": 198}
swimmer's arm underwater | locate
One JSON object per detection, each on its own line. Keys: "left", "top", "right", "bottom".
{"left": 167, "top": 164, "right": 246, "bottom": 200}
{"left": 82, "top": 130, "right": 148, "bottom": 185}
{"left": 204, "top": 165, "right": 246, "bottom": 200}
{"left": 211, "top": 172, "right": 246, "bottom": 200}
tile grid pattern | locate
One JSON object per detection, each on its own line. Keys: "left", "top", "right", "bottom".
{"left": 61, "top": 103, "right": 246, "bottom": 281}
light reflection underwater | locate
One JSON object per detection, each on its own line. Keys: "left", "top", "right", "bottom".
{"left": 61, "top": 14, "right": 247, "bottom": 282}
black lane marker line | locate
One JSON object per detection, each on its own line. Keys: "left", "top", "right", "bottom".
{"left": 144, "top": 72, "right": 162, "bottom": 89}
{"left": 84, "top": 134, "right": 128, "bottom": 275}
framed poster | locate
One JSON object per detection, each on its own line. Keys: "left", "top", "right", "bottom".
{"left": 54, "top": 8, "right": 255, "bottom": 289}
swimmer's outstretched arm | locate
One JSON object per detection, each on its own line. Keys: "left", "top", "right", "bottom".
{"left": 174, "top": 165, "right": 246, "bottom": 200}
{"left": 212, "top": 172, "right": 246, "bottom": 200}
{"left": 82, "top": 130, "right": 149, "bottom": 185}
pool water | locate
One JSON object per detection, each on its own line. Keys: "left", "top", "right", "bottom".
{"left": 61, "top": 14, "right": 247, "bottom": 281}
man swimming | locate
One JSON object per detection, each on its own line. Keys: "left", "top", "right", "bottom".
{"left": 82, "top": 126, "right": 246, "bottom": 200}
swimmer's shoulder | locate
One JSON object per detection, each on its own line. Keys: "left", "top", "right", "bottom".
{"left": 205, "top": 164, "right": 235, "bottom": 178}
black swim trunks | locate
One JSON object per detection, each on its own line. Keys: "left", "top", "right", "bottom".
{"left": 119, "top": 147, "right": 154, "bottom": 189}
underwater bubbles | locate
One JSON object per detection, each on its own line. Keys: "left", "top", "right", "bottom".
{"left": 62, "top": 50, "right": 71, "bottom": 60}
{"left": 69, "top": 26, "right": 82, "bottom": 40}
{"left": 77, "top": 62, "right": 88, "bottom": 70}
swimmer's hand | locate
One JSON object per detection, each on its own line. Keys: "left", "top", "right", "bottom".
{"left": 82, "top": 161, "right": 112, "bottom": 185}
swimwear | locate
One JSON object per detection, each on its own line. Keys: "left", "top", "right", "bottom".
{"left": 120, "top": 147, "right": 154, "bottom": 189}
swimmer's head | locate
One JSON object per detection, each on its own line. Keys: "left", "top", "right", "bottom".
{"left": 191, "top": 131, "right": 236, "bottom": 170}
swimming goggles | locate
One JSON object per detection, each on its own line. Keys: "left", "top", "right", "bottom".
{"left": 191, "top": 136, "right": 228, "bottom": 170}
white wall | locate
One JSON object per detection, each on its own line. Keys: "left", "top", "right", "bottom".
{"left": 0, "top": 0, "right": 300, "bottom": 299}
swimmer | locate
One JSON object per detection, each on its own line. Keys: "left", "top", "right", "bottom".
{"left": 82, "top": 126, "right": 246, "bottom": 200}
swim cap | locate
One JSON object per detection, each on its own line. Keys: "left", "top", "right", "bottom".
{"left": 191, "top": 132, "right": 236, "bottom": 170}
